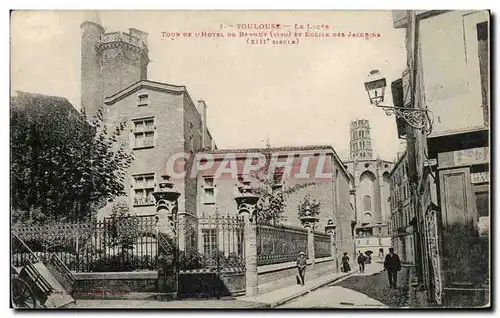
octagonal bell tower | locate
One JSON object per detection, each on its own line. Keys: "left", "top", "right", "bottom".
{"left": 349, "top": 119, "right": 373, "bottom": 160}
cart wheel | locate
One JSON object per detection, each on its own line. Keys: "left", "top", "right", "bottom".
{"left": 11, "top": 277, "right": 37, "bottom": 308}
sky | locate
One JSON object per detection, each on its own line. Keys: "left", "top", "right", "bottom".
{"left": 11, "top": 10, "right": 408, "bottom": 161}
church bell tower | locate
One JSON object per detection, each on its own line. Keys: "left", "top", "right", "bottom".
{"left": 349, "top": 119, "right": 373, "bottom": 160}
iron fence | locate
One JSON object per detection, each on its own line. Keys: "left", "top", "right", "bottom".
{"left": 256, "top": 223, "right": 308, "bottom": 266}
{"left": 183, "top": 214, "right": 245, "bottom": 274}
{"left": 12, "top": 215, "right": 158, "bottom": 272}
{"left": 314, "top": 232, "right": 331, "bottom": 258}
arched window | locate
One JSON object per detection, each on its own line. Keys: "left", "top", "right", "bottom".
{"left": 363, "top": 195, "right": 372, "bottom": 211}
{"left": 363, "top": 212, "right": 372, "bottom": 224}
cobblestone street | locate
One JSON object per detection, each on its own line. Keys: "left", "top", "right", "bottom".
{"left": 280, "top": 263, "right": 410, "bottom": 308}
{"left": 335, "top": 265, "right": 410, "bottom": 308}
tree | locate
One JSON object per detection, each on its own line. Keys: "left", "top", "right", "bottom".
{"left": 107, "top": 201, "right": 139, "bottom": 251}
{"left": 252, "top": 140, "right": 316, "bottom": 225}
{"left": 10, "top": 92, "right": 133, "bottom": 224}
{"left": 297, "top": 194, "right": 321, "bottom": 219}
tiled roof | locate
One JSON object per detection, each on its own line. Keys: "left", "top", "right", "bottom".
{"left": 199, "top": 145, "right": 334, "bottom": 154}
{"left": 198, "top": 144, "right": 353, "bottom": 180}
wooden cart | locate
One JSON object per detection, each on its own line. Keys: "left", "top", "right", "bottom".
{"left": 11, "top": 232, "right": 76, "bottom": 309}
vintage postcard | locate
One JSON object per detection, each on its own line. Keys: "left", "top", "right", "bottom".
{"left": 10, "top": 10, "right": 490, "bottom": 309}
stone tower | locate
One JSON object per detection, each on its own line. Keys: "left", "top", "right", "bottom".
{"left": 81, "top": 11, "right": 105, "bottom": 119}
{"left": 99, "top": 28, "right": 149, "bottom": 100}
{"left": 349, "top": 119, "right": 373, "bottom": 160}
{"left": 80, "top": 11, "right": 150, "bottom": 119}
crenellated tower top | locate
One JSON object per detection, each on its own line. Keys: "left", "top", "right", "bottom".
{"left": 80, "top": 12, "right": 150, "bottom": 119}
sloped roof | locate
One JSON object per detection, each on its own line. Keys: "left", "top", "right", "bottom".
{"left": 200, "top": 145, "right": 333, "bottom": 154}
{"left": 104, "top": 80, "right": 187, "bottom": 105}
{"left": 199, "top": 144, "right": 352, "bottom": 182}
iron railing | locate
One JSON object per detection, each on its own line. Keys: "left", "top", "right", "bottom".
{"left": 256, "top": 223, "right": 308, "bottom": 266}
{"left": 12, "top": 215, "right": 158, "bottom": 272}
{"left": 187, "top": 214, "right": 245, "bottom": 274}
{"left": 314, "top": 232, "right": 331, "bottom": 259}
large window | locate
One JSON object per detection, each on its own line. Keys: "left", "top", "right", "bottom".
{"left": 202, "top": 229, "right": 218, "bottom": 255}
{"left": 133, "top": 173, "right": 155, "bottom": 206}
{"left": 202, "top": 176, "right": 216, "bottom": 204}
{"left": 133, "top": 118, "right": 155, "bottom": 149}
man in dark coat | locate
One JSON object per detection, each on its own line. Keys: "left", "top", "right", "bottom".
{"left": 296, "top": 252, "right": 307, "bottom": 286}
{"left": 384, "top": 247, "right": 402, "bottom": 288}
{"left": 357, "top": 251, "right": 366, "bottom": 273}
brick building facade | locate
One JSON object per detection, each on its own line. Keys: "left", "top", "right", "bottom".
{"left": 388, "top": 150, "right": 416, "bottom": 264}
{"left": 194, "top": 146, "right": 356, "bottom": 259}
{"left": 80, "top": 16, "right": 216, "bottom": 224}
{"left": 392, "top": 10, "right": 490, "bottom": 306}
{"left": 80, "top": 14, "right": 355, "bottom": 261}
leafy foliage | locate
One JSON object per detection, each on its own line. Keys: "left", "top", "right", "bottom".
{"left": 89, "top": 255, "right": 154, "bottom": 272}
{"left": 254, "top": 178, "right": 287, "bottom": 225}
{"left": 297, "top": 194, "right": 321, "bottom": 219}
{"left": 251, "top": 141, "right": 316, "bottom": 225}
{"left": 10, "top": 92, "right": 133, "bottom": 224}
{"left": 107, "top": 201, "right": 140, "bottom": 251}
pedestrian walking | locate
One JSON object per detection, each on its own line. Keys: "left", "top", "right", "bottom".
{"left": 357, "top": 251, "right": 366, "bottom": 273}
{"left": 296, "top": 252, "right": 307, "bottom": 286}
{"left": 365, "top": 252, "right": 372, "bottom": 265}
{"left": 384, "top": 247, "right": 402, "bottom": 288}
{"left": 341, "top": 252, "right": 351, "bottom": 272}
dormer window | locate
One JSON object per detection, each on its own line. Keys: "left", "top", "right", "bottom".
{"left": 137, "top": 93, "right": 149, "bottom": 106}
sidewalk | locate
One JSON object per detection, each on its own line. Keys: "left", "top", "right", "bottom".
{"left": 237, "top": 269, "right": 359, "bottom": 308}
{"left": 66, "top": 298, "right": 268, "bottom": 309}
{"left": 277, "top": 262, "right": 386, "bottom": 308}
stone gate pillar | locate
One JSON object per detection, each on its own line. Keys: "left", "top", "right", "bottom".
{"left": 325, "top": 219, "right": 338, "bottom": 273}
{"left": 299, "top": 205, "right": 319, "bottom": 270}
{"left": 152, "top": 175, "right": 180, "bottom": 298}
{"left": 234, "top": 180, "right": 259, "bottom": 297}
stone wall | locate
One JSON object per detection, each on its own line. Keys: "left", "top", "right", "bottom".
{"left": 73, "top": 271, "right": 160, "bottom": 299}
{"left": 72, "top": 270, "right": 246, "bottom": 299}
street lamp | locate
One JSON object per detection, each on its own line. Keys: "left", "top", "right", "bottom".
{"left": 364, "top": 70, "right": 432, "bottom": 132}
